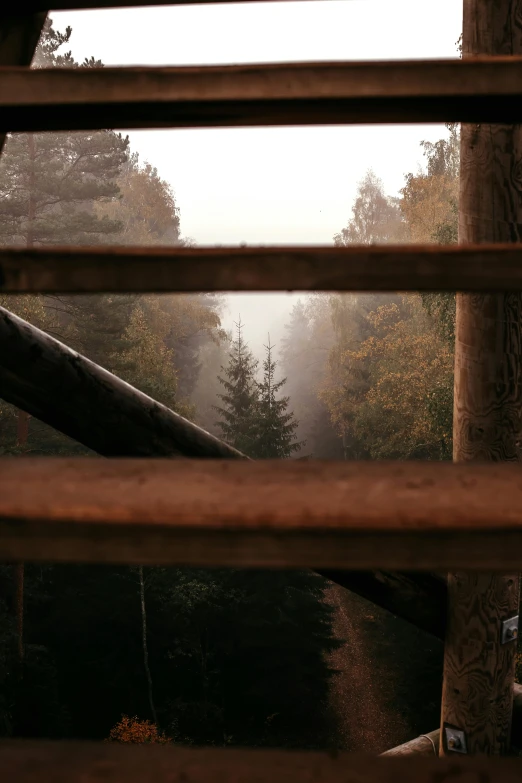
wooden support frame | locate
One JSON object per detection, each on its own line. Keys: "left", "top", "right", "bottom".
{"left": 1, "top": 0, "right": 522, "bottom": 772}
{"left": 4, "top": 244, "right": 522, "bottom": 293}
{"left": 4, "top": 458, "right": 522, "bottom": 570}
{"left": 3, "top": 740, "right": 522, "bottom": 783}
{"left": 4, "top": 58, "right": 522, "bottom": 132}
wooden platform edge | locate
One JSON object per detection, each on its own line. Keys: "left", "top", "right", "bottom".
{"left": 1, "top": 739, "right": 522, "bottom": 782}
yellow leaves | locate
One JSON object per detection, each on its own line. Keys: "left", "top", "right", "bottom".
{"left": 321, "top": 293, "right": 454, "bottom": 459}
{"left": 353, "top": 295, "right": 454, "bottom": 458}
{"left": 95, "top": 157, "right": 180, "bottom": 246}
{"left": 400, "top": 172, "right": 458, "bottom": 244}
{"left": 0, "top": 294, "right": 48, "bottom": 330}
{"left": 107, "top": 715, "right": 172, "bottom": 744}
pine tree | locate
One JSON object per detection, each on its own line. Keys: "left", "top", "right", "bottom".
{"left": 251, "top": 337, "right": 301, "bottom": 459}
{"left": 0, "top": 19, "right": 129, "bottom": 250}
{"left": 214, "top": 318, "right": 258, "bottom": 456}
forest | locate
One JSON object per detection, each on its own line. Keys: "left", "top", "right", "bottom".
{"left": 0, "top": 19, "right": 465, "bottom": 750}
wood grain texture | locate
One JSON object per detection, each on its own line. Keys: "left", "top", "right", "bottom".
{"left": 382, "top": 684, "right": 522, "bottom": 757}
{"left": 4, "top": 58, "right": 522, "bottom": 132}
{"left": 381, "top": 730, "right": 439, "bottom": 757}
{"left": 5, "top": 459, "right": 522, "bottom": 570}
{"left": 441, "top": 0, "right": 522, "bottom": 757}
{"left": 6, "top": 244, "right": 522, "bottom": 293}
{"left": 2, "top": 740, "right": 522, "bottom": 783}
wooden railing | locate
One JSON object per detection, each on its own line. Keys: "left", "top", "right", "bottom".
{"left": 2, "top": 3, "right": 522, "bottom": 779}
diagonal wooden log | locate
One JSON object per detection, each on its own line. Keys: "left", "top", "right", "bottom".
{"left": 319, "top": 571, "right": 447, "bottom": 640}
{"left": 381, "top": 684, "right": 522, "bottom": 756}
{"left": 0, "top": 305, "right": 446, "bottom": 634}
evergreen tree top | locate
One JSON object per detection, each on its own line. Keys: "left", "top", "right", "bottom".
{"left": 213, "top": 317, "right": 259, "bottom": 456}
{"left": 252, "top": 336, "right": 303, "bottom": 459}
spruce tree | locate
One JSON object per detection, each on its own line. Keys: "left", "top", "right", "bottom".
{"left": 251, "top": 337, "right": 301, "bottom": 459}
{"left": 214, "top": 318, "right": 258, "bottom": 456}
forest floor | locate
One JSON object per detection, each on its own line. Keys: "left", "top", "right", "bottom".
{"left": 325, "top": 583, "right": 443, "bottom": 754}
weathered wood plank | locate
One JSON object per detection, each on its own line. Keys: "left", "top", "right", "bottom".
{"left": 4, "top": 459, "right": 522, "bottom": 570}
{"left": 5, "top": 244, "right": 522, "bottom": 293}
{"left": 2, "top": 740, "right": 522, "bottom": 783}
{"left": 4, "top": 58, "right": 522, "bottom": 132}
{"left": 440, "top": 0, "right": 522, "bottom": 758}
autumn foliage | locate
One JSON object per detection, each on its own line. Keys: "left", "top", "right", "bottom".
{"left": 107, "top": 715, "right": 172, "bottom": 744}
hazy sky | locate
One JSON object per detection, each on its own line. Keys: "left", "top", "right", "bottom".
{"left": 51, "top": 0, "right": 463, "bottom": 350}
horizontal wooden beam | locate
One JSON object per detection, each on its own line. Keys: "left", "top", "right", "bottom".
{"left": 5, "top": 458, "right": 522, "bottom": 570}
{"left": 3, "top": 58, "right": 522, "bottom": 132}
{"left": 4, "top": 244, "right": 522, "bottom": 293}
{"left": 2, "top": 739, "right": 522, "bottom": 782}
{"left": 319, "top": 571, "right": 447, "bottom": 640}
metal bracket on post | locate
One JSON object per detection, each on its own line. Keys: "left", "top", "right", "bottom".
{"left": 444, "top": 727, "right": 467, "bottom": 754}
{"left": 501, "top": 615, "right": 519, "bottom": 645}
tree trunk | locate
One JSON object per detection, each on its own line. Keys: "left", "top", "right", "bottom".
{"left": 14, "top": 564, "right": 24, "bottom": 666}
{"left": 138, "top": 566, "right": 157, "bottom": 725}
{"left": 440, "top": 0, "right": 522, "bottom": 757}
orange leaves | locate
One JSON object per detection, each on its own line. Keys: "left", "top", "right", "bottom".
{"left": 107, "top": 715, "right": 172, "bottom": 744}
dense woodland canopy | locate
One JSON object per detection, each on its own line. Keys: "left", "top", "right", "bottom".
{"left": 0, "top": 19, "right": 472, "bottom": 750}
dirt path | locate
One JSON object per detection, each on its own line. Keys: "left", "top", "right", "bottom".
{"left": 325, "top": 583, "right": 442, "bottom": 753}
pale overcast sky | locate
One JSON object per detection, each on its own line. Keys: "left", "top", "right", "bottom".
{"left": 51, "top": 0, "right": 463, "bottom": 348}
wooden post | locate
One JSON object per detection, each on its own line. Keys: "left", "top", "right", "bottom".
{"left": 440, "top": 0, "right": 522, "bottom": 756}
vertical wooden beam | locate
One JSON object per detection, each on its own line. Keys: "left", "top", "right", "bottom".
{"left": 0, "top": 13, "right": 46, "bottom": 154}
{"left": 440, "top": 0, "right": 522, "bottom": 757}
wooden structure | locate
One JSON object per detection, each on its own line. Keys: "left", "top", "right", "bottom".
{"left": 441, "top": 0, "right": 522, "bottom": 757}
{"left": 2, "top": 0, "right": 522, "bottom": 778}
